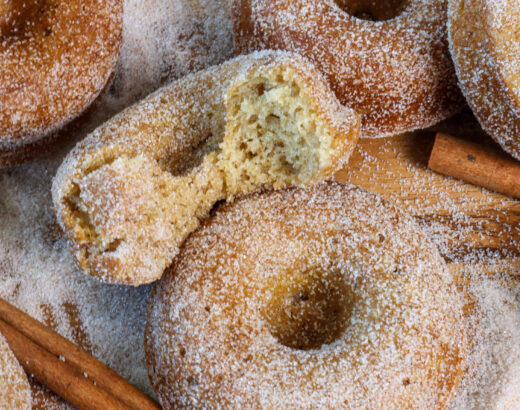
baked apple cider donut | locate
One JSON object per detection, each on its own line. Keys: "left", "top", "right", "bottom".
{"left": 0, "top": 0, "right": 123, "bottom": 167}
{"left": 0, "top": 331, "right": 31, "bottom": 409}
{"left": 145, "top": 182, "right": 466, "bottom": 409}
{"left": 52, "top": 51, "right": 361, "bottom": 286}
{"left": 448, "top": 0, "right": 520, "bottom": 160}
{"left": 233, "top": 0, "right": 464, "bottom": 137}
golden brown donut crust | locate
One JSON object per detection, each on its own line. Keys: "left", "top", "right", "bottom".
{"left": 448, "top": 0, "right": 520, "bottom": 160}
{"left": 233, "top": 0, "right": 464, "bottom": 138}
{"left": 52, "top": 51, "right": 360, "bottom": 285}
{"left": 0, "top": 331, "right": 31, "bottom": 409}
{"left": 145, "top": 181, "right": 466, "bottom": 409}
{"left": 0, "top": 0, "right": 123, "bottom": 168}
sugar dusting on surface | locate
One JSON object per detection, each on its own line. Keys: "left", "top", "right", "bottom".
{"left": 0, "top": 0, "right": 235, "bottom": 405}
{"left": 448, "top": 271, "right": 520, "bottom": 409}
{"left": 102, "top": 0, "right": 235, "bottom": 113}
{"left": 0, "top": 0, "right": 520, "bottom": 408}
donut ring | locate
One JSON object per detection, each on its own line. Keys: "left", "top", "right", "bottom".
{"left": 0, "top": 0, "right": 123, "bottom": 168}
{"left": 145, "top": 182, "right": 466, "bottom": 409}
{"left": 52, "top": 51, "right": 360, "bottom": 285}
{"left": 448, "top": 0, "right": 520, "bottom": 160}
{"left": 233, "top": 0, "right": 464, "bottom": 137}
{"left": 0, "top": 331, "right": 31, "bottom": 409}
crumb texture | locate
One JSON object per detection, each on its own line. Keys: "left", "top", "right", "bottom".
{"left": 448, "top": 0, "right": 520, "bottom": 160}
{"left": 0, "top": 331, "right": 31, "bottom": 409}
{"left": 233, "top": 0, "right": 464, "bottom": 137}
{"left": 52, "top": 51, "right": 360, "bottom": 285}
{"left": 145, "top": 182, "right": 466, "bottom": 409}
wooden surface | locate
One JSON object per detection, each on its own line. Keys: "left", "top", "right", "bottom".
{"left": 336, "top": 129, "right": 520, "bottom": 268}
{"left": 23, "top": 111, "right": 520, "bottom": 408}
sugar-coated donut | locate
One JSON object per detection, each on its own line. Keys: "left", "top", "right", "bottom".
{"left": 448, "top": 0, "right": 520, "bottom": 160}
{"left": 52, "top": 51, "right": 360, "bottom": 286}
{"left": 233, "top": 0, "right": 464, "bottom": 138}
{"left": 0, "top": 331, "right": 31, "bottom": 409}
{"left": 145, "top": 181, "right": 466, "bottom": 409}
{"left": 0, "top": 0, "right": 123, "bottom": 168}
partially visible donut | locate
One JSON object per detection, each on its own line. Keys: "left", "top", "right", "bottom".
{"left": 52, "top": 51, "right": 360, "bottom": 286}
{"left": 448, "top": 0, "right": 520, "bottom": 160}
{"left": 233, "top": 0, "right": 464, "bottom": 137}
{"left": 145, "top": 181, "right": 466, "bottom": 409}
{"left": 0, "top": 331, "right": 31, "bottom": 409}
{"left": 0, "top": 0, "right": 123, "bottom": 168}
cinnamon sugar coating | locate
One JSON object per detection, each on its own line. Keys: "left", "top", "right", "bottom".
{"left": 233, "top": 0, "right": 464, "bottom": 138}
{"left": 0, "top": 331, "right": 31, "bottom": 409}
{"left": 145, "top": 182, "right": 466, "bottom": 409}
{"left": 448, "top": 0, "right": 520, "bottom": 160}
{"left": 52, "top": 51, "right": 360, "bottom": 286}
{"left": 0, "top": 0, "right": 123, "bottom": 168}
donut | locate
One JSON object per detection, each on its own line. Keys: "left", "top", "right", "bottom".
{"left": 0, "top": 331, "right": 31, "bottom": 409}
{"left": 233, "top": 0, "right": 464, "bottom": 138}
{"left": 0, "top": 0, "right": 123, "bottom": 168}
{"left": 52, "top": 51, "right": 360, "bottom": 286}
{"left": 145, "top": 181, "right": 466, "bottom": 408}
{"left": 448, "top": 0, "right": 520, "bottom": 160}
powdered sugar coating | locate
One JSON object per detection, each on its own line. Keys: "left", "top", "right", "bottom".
{"left": 0, "top": 331, "right": 31, "bottom": 409}
{"left": 0, "top": 0, "right": 123, "bottom": 167}
{"left": 233, "top": 0, "right": 464, "bottom": 138}
{"left": 145, "top": 182, "right": 466, "bottom": 409}
{"left": 448, "top": 270, "right": 520, "bottom": 409}
{"left": 103, "top": 0, "right": 235, "bottom": 113}
{"left": 448, "top": 0, "right": 520, "bottom": 160}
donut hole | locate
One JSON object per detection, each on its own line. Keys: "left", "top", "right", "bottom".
{"left": 335, "top": 0, "right": 408, "bottom": 21}
{"left": 0, "top": 0, "right": 42, "bottom": 36}
{"left": 264, "top": 268, "right": 354, "bottom": 350}
{"left": 220, "top": 67, "right": 337, "bottom": 193}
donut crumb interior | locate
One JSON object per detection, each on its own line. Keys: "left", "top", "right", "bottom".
{"left": 220, "top": 70, "right": 335, "bottom": 193}
{"left": 61, "top": 60, "right": 344, "bottom": 284}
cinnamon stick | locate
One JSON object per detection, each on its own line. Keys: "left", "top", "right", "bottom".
{"left": 0, "top": 298, "right": 160, "bottom": 410}
{"left": 428, "top": 133, "right": 520, "bottom": 199}
{"left": 0, "top": 318, "right": 127, "bottom": 410}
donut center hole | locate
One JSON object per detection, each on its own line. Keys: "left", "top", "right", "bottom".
{"left": 0, "top": 0, "right": 41, "bottom": 35}
{"left": 265, "top": 268, "right": 354, "bottom": 350}
{"left": 335, "top": 0, "right": 408, "bottom": 21}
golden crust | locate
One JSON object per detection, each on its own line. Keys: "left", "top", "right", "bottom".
{"left": 0, "top": 0, "right": 123, "bottom": 168}
{"left": 448, "top": 0, "right": 520, "bottom": 160}
{"left": 145, "top": 181, "right": 466, "bottom": 409}
{"left": 233, "top": 0, "right": 464, "bottom": 138}
{"left": 52, "top": 51, "right": 360, "bottom": 285}
{"left": 0, "top": 331, "right": 31, "bottom": 409}
{"left": 0, "top": 72, "right": 115, "bottom": 168}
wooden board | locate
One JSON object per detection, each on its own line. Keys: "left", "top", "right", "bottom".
{"left": 336, "top": 126, "right": 520, "bottom": 269}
